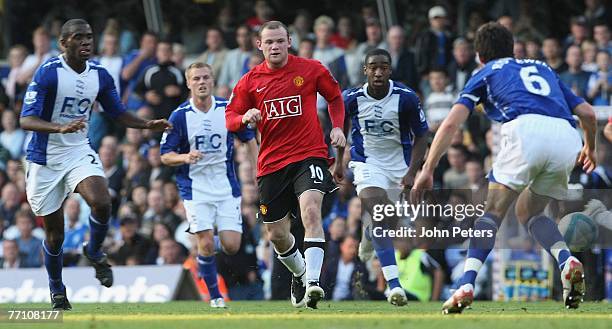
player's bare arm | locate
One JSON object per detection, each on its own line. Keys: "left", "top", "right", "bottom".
{"left": 332, "top": 114, "right": 351, "bottom": 183}
{"left": 20, "top": 115, "right": 86, "bottom": 134}
{"left": 160, "top": 150, "right": 203, "bottom": 166}
{"left": 411, "top": 103, "right": 470, "bottom": 203}
{"left": 116, "top": 111, "right": 172, "bottom": 132}
{"left": 402, "top": 133, "right": 429, "bottom": 191}
{"left": 573, "top": 102, "right": 598, "bottom": 173}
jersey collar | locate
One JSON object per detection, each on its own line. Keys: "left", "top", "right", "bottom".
{"left": 190, "top": 96, "right": 215, "bottom": 113}
{"left": 362, "top": 80, "right": 394, "bottom": 101}
{"left": 58, "top": 54, "right": 90, "bottom": 76}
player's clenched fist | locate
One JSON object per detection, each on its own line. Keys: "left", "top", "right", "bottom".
{"left": 241, "top": 108, "right": 262, "bottom": 125}
{"left": 59, "top": 118, "right": 86, "bottom": 134}
{"left": 183, "top": 150, "right": 203, "bottom": 164}
{"left": 329, "top": 127, "right": 346, "bottom": 148}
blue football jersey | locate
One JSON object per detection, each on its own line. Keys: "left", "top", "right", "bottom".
{"left": 456, "top": 58, "right": 585, "bottom": 125}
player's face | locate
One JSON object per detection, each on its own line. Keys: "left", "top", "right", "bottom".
{"left": 187, "top": 67, "right": 214, "bottom": 100}
{"left": 257, "top": 27, "right": 291, "bottom": 68}
{"left": 364, "top": 55, "right": 391, "bottom": 88}
{"left": 62, "top": 24, "right": 94, "bottom": 61}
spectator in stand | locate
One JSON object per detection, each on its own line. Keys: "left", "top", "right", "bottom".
{"left": 497, "top": 15, "right": 513, "bottom": 34}
{"left": 525, "top": 38, "right": 542, "bottom": 59}
{"left": 415, "top": 6, "right": 453, "bottom": 78}
{"left": 246, "top": 0, "right": 274, "bottom": 31}
{"left": 350, "top": 18, "right": 385, "bottom": 86}
{"left": 325, "top": 217, "right": 347, "bottom": 261}
{"left": 143, "top": 222, "right": 172, "bottom": 264}
{"left": 123, "top": 151, "right": 150, "bottom": 197}
{"left": 330, "top": 15, "right": 357, "bottom": 51}
{"left": 142, "top": 189, "right": 181, "bottom": 236}
{"left": 16, "top": 27, "right": 59, "bottom": 88}
{"left": 62, "top": 198, "right": 87, "bottom": 266}
{"left": 121, "top": 31, "right": 158, "bottom": 111}
{"left": 320, "top": 235, "right": 368, "bottom": 301}
{"left": 99, "top": 136, "right": 125, "bottom": 219}
{"left": 593, "top": 22, "right": 612, "bottom": 54}
{"left": 217, "top": 25, "right": 254, "bottom": 98}
{"left": 172, "top": 43, "right": 186, "bottom": 70}
{"left": 587, "top": 50, "right": 611, "bottom": 105}
{"left": 0, "top": 239, "right": 22, "bottom": 269}
{"left": 134, "top": 40, "right": 187, "bottom": 120}
{"left": 443, "top": 144, "right": 470, "bottom": 189}
{"left": 564, "top": 16, "right": 589, "bottom": 51}
{"left": 383, "top": 25, "right": 419, "bottom": 91}
{"left": 425, "top": 68, "right": 454, "bottom": 132}
{"left": 542, "top": 37, "right": 568, "bottom": 73}
{"left": 146, "top": 144, "right": 173, "bottom": 185}
{"left": 90, "top": 30, "right": 124, "bottom": 150}
{"left": 157, "top": 238, "right": 186, "bottom": 265}
{"left": 4, "top": 45, "right": 28, "bottom": 109}
{"left": 0, "top": 182, "right": 21, "bottom": 225}
{"left": 560, "top": 45, "right": 591, "bottom": 99}
{"left": 514, "top": 39, "right": 527, "bottom": 59}
{"left": 465, "top": 156, "right": 488, "bottom": 205}
{"left": 289, "top": 10, "right": 314, "bottom": 50}
{"left": 0, "top": 110, "right": 25, "bottom": 159}
{"left": 447, "top": 38, "right": 478, "bottom": 93}
{"left": 108, "top": 216, "right": 151, "bottom": 265}
{"left": 313, "top": 15, "right": 349, "bottom": 88}
{"left": 196, "top": 27, "right": 228, "bottom": 81}
{"left": 298, "top": 38, "right": 315, "bottom": 59}
{"left": 584, "top": 0, "right": 609, "bottom": 28}
{"left": 216, "top": 6, "right": 237, "bottom": 49}
{"left": 130, "top": 186, "right": 149, "bottom": 217}
{"left": 14, "top": 210, "right": 42, "bottom": 268}
{"left": 582, "top": 39, "right": 599, "bottom": 72}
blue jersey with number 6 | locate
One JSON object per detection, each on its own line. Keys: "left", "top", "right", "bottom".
{"left": 455, "top": 57, "right": 584, "bottom": 126}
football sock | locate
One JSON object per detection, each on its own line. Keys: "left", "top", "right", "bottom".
{"left": 87, "top": 215, "right": 108, "bottom": 260}
{"left": 303, "top": 238, "right": 325, "bottom": 284}
{"left": 459, "top": 213, "right": 500, "bottom": 288}
{"left": 197, "top": 254, "right": 222, "bottom": 299}
{"left": 213, "top": 235, "right": 222, "bottom": 253}
{"left": 43, "top": 240, "right": 65, "bottom": 294}
{"left": 526, "top": 215, "right": 571, "bottom": 270}
{"left": 275, "top": 235, "right": 306, "bottom": 277}
{"left": 371, "top": 232, "right": 401, "bottom": 290}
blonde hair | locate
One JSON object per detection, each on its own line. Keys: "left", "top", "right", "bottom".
{"left": 185, "top": 62, "right": 214, "bottom": 80}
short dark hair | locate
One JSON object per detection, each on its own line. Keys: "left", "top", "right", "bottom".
{"left": 258, "top": 20, "right": 290, "bottom": 39}
{"left": 474, "top": 22, "right": 514, "bottom": 63}
{"left": 364, "top": 48, "right": 391, "bottom": 65}
{"left": 60, "top": 19, "right": 89, "bottom": 40}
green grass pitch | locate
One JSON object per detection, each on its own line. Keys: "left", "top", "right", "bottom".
{"left": 3, "top": 301, "right": 611, "bottom": 329}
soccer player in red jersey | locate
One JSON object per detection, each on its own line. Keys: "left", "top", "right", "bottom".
{"left": 226, "top": 21, "right": 346, "bottom": 309}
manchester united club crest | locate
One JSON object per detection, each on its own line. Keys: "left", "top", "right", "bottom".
{"left": 293, "top": 76, "right": 304, "bottom": 87}
{"left": 260, "top": 204, "right": 268, "bottom": 215}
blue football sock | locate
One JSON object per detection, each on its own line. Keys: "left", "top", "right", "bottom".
{"left": 87, "top": 215, "right": 108, "bottom": 260}
{"left": 459, "top": 213, "right": 500, "bottom": 287}
{"left": 372, "top": 233, "right": 401, "bottom": 289}
{"left": 198, "top": 255, "right": 222, "bottom": 299}
{"left": 527, "top": 215, "right": 571, "bottom": 270}
{"left": 43, "top": 241, "right": 65, "bottom": 294}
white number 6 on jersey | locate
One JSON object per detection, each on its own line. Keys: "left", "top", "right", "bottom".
{"left": 519, "top": 65, "right": 551, "bottom": 96}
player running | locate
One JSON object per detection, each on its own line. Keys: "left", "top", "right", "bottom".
{"left": 411, "top": 23, "right": 597, "bottom": 313}
{"left": 336, "top": 48, "right": 428, "bottom": 306}
{"left": 160, "top": 62, "right": 258, "bottom": 308}
{"left": 226, "top": 21, "right": 346, "bottom": 309}
{"left": 20, "top": 19, "right": 171, "bottom": 310}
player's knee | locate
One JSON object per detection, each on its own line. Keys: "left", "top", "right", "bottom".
{"left": 222, "top": 241, "right": 241, "bottom": 255}
{"left": 300, "top": 204, "right": 321, "bottom": 226}
{"left": 45, "top": 232, "right": 65, "bottom": 250}
{"left": 197, "top": 236, "right": 215, "bottom": 256}
{"left": 89, "top": 197, "right": 111, "bottom": 219}
{"left": 266, "top": 226, "right": 288, "bottom": 244}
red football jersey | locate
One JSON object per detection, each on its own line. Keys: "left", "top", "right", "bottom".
{"left": 226, "top": 55, "right": 345, "bottom": 177}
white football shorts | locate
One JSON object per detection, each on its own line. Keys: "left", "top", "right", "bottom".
{"left": 183, "top": 197, "right": 243, "bottom": 233}
{"left": 26, "top": 151, "right": 104, "bottom": 216}
{"left": 491, "top": 114, "right": 582, "bottom": 200}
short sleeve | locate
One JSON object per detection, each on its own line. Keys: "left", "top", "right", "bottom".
{"left": 96, "top": 68, "right": 126, "bottom": 118}
{"left": 399, "top": 91, "right": 429, "bottom": 138}
{"left": 558, "top": 77, "right": 585, "bottom": 110}
{"left": 21, "top": 66, "right": 53, "bottom": 118}
{"left": 160, "top": 110, "right": 185, "bottom": 154}
{"left": 455, "top": 70, "right": 488, "bottom": 111}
